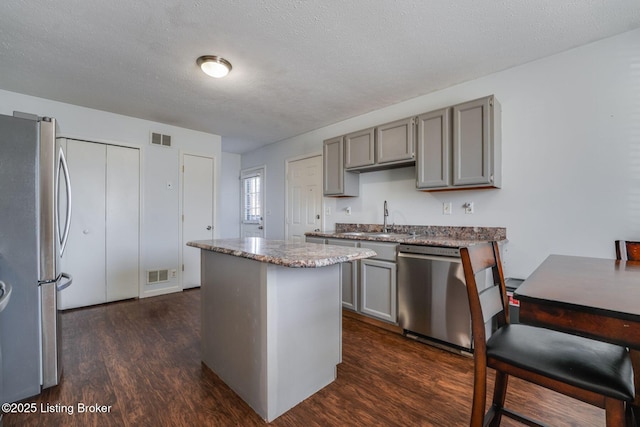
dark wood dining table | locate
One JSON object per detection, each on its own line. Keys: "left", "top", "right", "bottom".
{"left": 515, "top": 254, "right": 640, "bottom": 424}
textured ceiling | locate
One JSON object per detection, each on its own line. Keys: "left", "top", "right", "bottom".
{"left": 1, "top": 1, "right": 639, "bottom": 153}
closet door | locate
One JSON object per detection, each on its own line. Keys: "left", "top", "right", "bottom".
{"left": 106, "top": 145, "right": 140, "bottom": 301}
{"left": 60, "top": 141, "right": 107, "bottom": 309}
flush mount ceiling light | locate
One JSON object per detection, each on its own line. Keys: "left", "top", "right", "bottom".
{"left": 197, "top": 55, "right": 232, "bottom": 78}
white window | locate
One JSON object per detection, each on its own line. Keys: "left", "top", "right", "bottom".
{"left": 242, "top": 172, "right": 262, "bottom": 223}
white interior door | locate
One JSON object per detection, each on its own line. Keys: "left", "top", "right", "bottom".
{"left": 286, "top": 155, "right": 322, "bottom": 242}
{"left": 60, "top": 140, "right": 107, "bottom": 309}
{"left": 241, "top": 167, "right": 265, "bottom": 238}
{"left": 182, "top": 154, "right": 214, "bottom": 289}
{"left": 106, "top": 145, "right": 140, "bottom": 301}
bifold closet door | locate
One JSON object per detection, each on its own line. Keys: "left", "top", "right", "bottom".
{"left": 60, "top": 140, "right": 107, "bottom": 309}
{"left": 106, "top": 145, "right": 139, "bottom": 302}
{"left": 60, "top": 141, "right": 140, "bottom": 310}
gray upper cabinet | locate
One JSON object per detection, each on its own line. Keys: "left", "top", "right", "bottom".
{"left": 452, "top": 95, "right": 501, "bottom": 188}
{"left": 324, "top": 94, "right": 501, "bottom": 195}
{"left": 323, "top": 136, "right": 359, "bottom": 196}
{"left": 344, "top": 127, "right": 375, "bottom": 169}
{"left": 416, "top": 108, "right": 451, "bottom": 189}
{"left": 416, "top": 95, "right": 501, "bottom": 191}
{"left": 376, "top": 117, "right": 415, "bottom": 165}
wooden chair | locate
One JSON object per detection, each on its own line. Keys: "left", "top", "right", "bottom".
{"left": 460, "top": 242, "right": 635, "bottom": 427}
{"left": 615, "top": 240, "right": 640, "bottom": 261}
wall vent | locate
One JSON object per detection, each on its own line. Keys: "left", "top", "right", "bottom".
{"left": 147, "top": 269, "right": 170, "bottom": 284}
{"left": 150, "top": 132, "right": 172, "bottom": 147}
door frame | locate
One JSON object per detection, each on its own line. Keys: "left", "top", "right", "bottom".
{"left": 179, "top": 151, "right": 216, "bottom": 290}
{"left": 240, "top": 165, "right": 267, "bottom": 237}
{"left": 285, "top": 152, "right": 324, "bottom": 240}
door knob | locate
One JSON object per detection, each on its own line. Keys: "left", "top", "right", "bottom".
{"left": 258, "top": 226, "right": 264, "bottom": 230}
{"left": 206, "top": 226, "right": 212, "bottom": 230}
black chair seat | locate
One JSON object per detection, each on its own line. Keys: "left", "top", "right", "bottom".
{"left": 487, "top": 324, "right": 635, "bottom": 401}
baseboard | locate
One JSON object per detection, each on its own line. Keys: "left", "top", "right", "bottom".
{"left": 342, "top": 309, "right": 402, "bottom": 334}
{"left": 141, "top": 285, "right": 182, "bottom": 298}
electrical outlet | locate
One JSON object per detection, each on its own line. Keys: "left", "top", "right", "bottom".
{"left": 345, "top": 206, "right": 352, "bottom": 216}
{"left": 325, "top": 207, "right": 331, "bottom": 215}
{"left": 170, "top": 269, "right": 177, "bottom": 279}
{"left": 464, "top": 202, "right": 474, "bottom": 214}
{"left": 443, "top": 202, "right": 452, "bottom": 215}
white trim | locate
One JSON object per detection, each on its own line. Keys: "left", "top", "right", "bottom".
{"left": 56, "top": 134, "right": 141, "bottom": 150}
{"left": 142, "top": 285, "right": 182, "bottom": 298}
{"left": 284, "top": 152, "right": 324, "bottom": 240}
{"left": 179, "top": 150, "right": 216, "bottom": 290}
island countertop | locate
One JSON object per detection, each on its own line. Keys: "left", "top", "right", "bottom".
{"left": 187, "top": 237, "right": 376, "bottom": 268}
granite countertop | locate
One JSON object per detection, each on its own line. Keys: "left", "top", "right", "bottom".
{"left": 306, "top": 224, "right": 507, "bottom": 248}
{"left": 187, "top": 238, "right": 376, "bottom": 268}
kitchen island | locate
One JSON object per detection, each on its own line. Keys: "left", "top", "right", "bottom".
{"left": 186, "top": 238, "right": 376, "bottom": 422}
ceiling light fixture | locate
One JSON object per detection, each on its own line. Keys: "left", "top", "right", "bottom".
{"left": 197, "top": 55, "right": 232, "bottom": 78}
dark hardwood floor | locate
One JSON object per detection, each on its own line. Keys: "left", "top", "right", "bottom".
{"left": 4, "top": 289, "right": 604, "bottom": 426}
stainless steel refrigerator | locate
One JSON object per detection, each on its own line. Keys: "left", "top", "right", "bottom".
{"left": 0, "top": 112, "right": 72, "bottom": 404}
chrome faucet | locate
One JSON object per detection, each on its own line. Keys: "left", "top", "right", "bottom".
{"left": 383, "top": 200, "right": 389, "bottom": 233}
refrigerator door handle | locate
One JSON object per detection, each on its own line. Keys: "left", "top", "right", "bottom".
{"left": 57, "top": 147, "right": 72, "bottom": 256}
{"left": 57, "top": 273, "right": 73, "bottom": 292}
{"left": 0, "top": 280, "right": 12, "bottom": 312}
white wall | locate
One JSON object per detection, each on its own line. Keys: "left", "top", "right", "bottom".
{"left": 0, "top": 89, "right": 233, "bottom": 297}
{"left": 242, "top": 28, "right": 640, "bottom": 279}
{"left": 219, "top": 152, "right": 241, "bottom": 238}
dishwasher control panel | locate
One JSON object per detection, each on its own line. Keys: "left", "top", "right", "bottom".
{"left": 398, "top": 244, "right": 460, "bottom": 257}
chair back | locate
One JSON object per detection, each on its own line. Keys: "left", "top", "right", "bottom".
{"left": 459, "top": 242, "right": 509, "bottom": 354}
{"left": 615, "top": 240, "right": 640, "bottom": 261}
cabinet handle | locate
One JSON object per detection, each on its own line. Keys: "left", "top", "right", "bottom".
{"left": 206, "top": 226, "right": 212, "bottom": 230}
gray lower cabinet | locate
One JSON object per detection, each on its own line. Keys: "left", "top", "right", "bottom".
{"left": 306, "top": 236, "right": 398, "bottom": 323}
{"left": 358, "top": 241, "right": 398, "bottom": 323}
{"left": 305, "top": 237, "right": 326, "bottom": 244}
{"left": 326, "top": 238, "right": 359, "bottom": 311}
{"left": 360, "top": 259, "right": 397, "bottom": 323}
{"left": 323, "top": 136, "right": 359, "bottom": 196}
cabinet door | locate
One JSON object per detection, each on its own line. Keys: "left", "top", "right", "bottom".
{"left": 59, "top": 141, "right": 107, "bottom": 309}
{"left": 452, "top": 96, "right": 492, "bottom": 186}
{"left": 416, "top": 108, "right": 451, "bottom": 189}
{"left": 323, "top": 136, "right": 344, "bottom": 195}
{"left": 327, "top": 238, "right": 358, "bottom": 311}
{"left": 360, "top": 259, "right": 397, "bottom": 323}
{"left": 376, "top": 117, "right": 415, "bottom": 164}
{"left": 305, "top": 237, "right": 326, "bottom": 244}
{"left": 323, "top": 136, "right": 359, "bottom": 196}
{"left": 106, "top": 145, "right": 140, "bottom": 302}
{"left": 340, "top": 261, "right": 358, "bottom": 311}
{"left": 344, "top": 127, "right": 375, "bottom": 169}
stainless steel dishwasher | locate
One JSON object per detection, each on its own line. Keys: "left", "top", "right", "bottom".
{"left": 397, "top": 244, "right": 483, "bottom": 354}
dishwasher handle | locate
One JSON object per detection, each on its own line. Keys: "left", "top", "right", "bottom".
{"left": 397, "top": 251, "right": 461, "bottom": 264}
